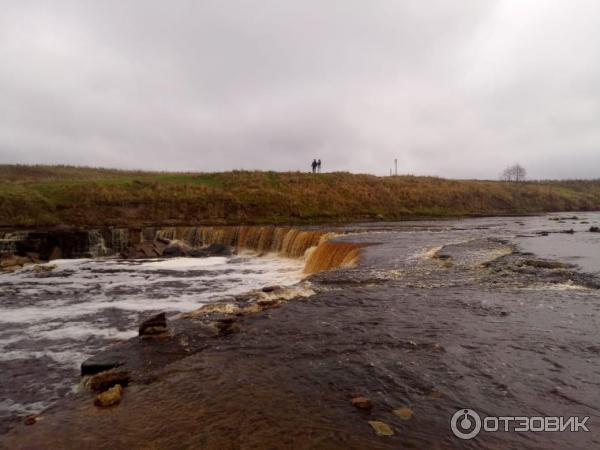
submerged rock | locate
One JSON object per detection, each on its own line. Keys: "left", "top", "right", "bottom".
{"left": 351, "top": 396, "right": 373, "bottom": 410}
{"left": 89, "top": 369, "right": 131, "bottom": 392}
{"left": 521, "top": 259, "right": 566, "bottom": 269}
{"left": 94, "top": 384, "right": 123, "bottom": 407}
{"left": 139, "top": 312, "right": 168, "bottom": 338}
{"left": 23, "top": 415, "right": 40, "bottom": 426}
{"left": 215, "top": 317, "right": 240, "bottom": 335}
{"left": 32, "top": 264, "right": 56, "bottom": 273}
{"left": 368, "top": 421, "right": 394, "bottom": 436}
{"left": 393, "top": 407, "right": 413, "bottom": 420}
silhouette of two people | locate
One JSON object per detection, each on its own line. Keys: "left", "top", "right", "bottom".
{"left": 311, "top": 159, "right": 322, "bottom": 173}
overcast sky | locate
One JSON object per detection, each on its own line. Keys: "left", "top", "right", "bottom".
{"left": 1, "top": 1, "right": 599, "bottom": 179}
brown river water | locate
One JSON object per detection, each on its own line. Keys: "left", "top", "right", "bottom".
{"left": 1, "top": 214, "right": 600, "bottom": 449}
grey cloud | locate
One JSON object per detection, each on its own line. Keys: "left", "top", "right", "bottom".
{"left": 1, "top": 0, "right": 599, "bottom": 178}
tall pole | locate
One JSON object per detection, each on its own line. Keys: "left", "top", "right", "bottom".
{"left": 394, "top": 159, "right": 398, "bottom": 176}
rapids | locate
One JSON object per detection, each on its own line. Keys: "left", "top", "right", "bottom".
{"left": 0, "top": 255, "right": 304, "bottom": 431}
{"left": 2, "top": 213, "right": 600, "bottom": 449}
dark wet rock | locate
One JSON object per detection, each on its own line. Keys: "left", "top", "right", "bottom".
{"left": 589, "top": 226, "right": 600, "bottom": 233}
{"left": 162, "top": 241, "right": 194, "bottom": 257}
{"left": 25, "top": 252, "right": 40, "bottom": 261}
{"left": 12, "top": 229, "right": 90, "bottom": 260}
{"left": 94, "top": 384, "right": 123, "bottom": 407}
{"left": 139, "top": 312, "right": 168, "bottom": 337}
{"left": 351, "top": 396, "right": 373, "bottom": 410}
{"left": 81, "top": 356, "right": 126, "bottom": 377}
{"left": 256, "top": 299, "right": 282, "bottom": 309}
{"left": 81, "top": 318, "right": 213, "bottom": 382}
{"left": 89, "top": 369, "right": 131, "bottom": 392}
{"left": 215, "top": 317, "right": 241, "bottom": 335}
{"left": 120, "top": 241, "right": 167, "bottom": 258}
{"left": 23, "top": 416, "right": 39, "bottom": 426}
{"left": 261, "top": 285, "right": 280, "bottom": 293}
{"left": 521, "top": 259, "right": 566, "bottom": 269}
{"left": 202, "top": 243, "right": 232, "bottom": 256}
{"left": 537, "top": 229, "right": 574, "bottom": 236}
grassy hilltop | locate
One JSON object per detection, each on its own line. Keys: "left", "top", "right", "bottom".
{"left": 1, "top": 165, "right": 600, "bottom": 228}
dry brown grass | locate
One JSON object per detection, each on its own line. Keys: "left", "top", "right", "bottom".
{"left": 1, "top": 165, "right": 600, "bottom": 227}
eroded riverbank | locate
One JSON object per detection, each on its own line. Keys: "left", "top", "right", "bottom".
{"left": 2, "top": 214, "right": 600, "bottom": 449}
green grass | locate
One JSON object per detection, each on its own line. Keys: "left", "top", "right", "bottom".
{"left": 1, "top": 164, "right": 600, "bottom": 227}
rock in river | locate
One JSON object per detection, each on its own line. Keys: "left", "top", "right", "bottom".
{"left": 139, "top": 312, "right": 168, "bottom": 337}
{"left": 368, "top": 421, "right": 394, "bottom": 436}
{"left": 89, "top": 369, "right": 131, "bottom": 392}
{"left": 94, "top": 384, "right": 123, "bottom": 407}
{"left": 351, "top": 396, "right": 373, "bottom": 411}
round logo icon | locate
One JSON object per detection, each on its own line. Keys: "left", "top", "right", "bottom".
{"left": 451, "top": 409, "right": 482, "bottom": 440}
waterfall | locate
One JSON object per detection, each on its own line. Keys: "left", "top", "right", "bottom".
{"left": 153, "top": 226, "right": 333, "bottom": 258}
{"left": 0, "top": 232, "right": 20, "bottom": 255}
{"left": 110, "top": 229, "right": 130, "bottom": 253}
{"left": 151, "top": 225, "right": 365, "bottom": 273}
{"left": 1, "top": 225, "right": 365, "bottom": 273}
{"left": 87, "top": 231, "right": 109, "bottom": 257}
{"left": 303, "top": 241, "right": 365, "bottom": 274}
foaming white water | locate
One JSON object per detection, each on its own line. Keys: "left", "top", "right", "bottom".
{"left": 0, "top": 254, "right": 304, "bottom": 423}
{"left": 139, "top": 256, "right": 228, "bottom": 269}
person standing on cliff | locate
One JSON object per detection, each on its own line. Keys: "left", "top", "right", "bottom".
{"left": 311, "top": 159, "right": 317, "bottom": 173}
{"left": 317, "top": 159, "right": 322, "bottom": 173}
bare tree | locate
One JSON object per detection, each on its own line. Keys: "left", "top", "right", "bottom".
{"left": 501, "top": 164, "right": 527, "bottom": 182}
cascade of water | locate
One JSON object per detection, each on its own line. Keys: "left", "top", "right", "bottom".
{"left": 87, "top": 230, "right": 109, "bottom": 257}
{"left": 110, "top": 229, "right": 130, "bottom": 253}
{"left": 0, "top": 231, "right": 28, "bottom": 256}
{"left": 149, "top": 225, "right": 362, "bottom": 273}
{"left": 303, "top": 241, "right": 365, "bottom": 274}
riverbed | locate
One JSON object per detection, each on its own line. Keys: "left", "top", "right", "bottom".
{"left": 1, "top": 213, "right": 600, "bottom": 449}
